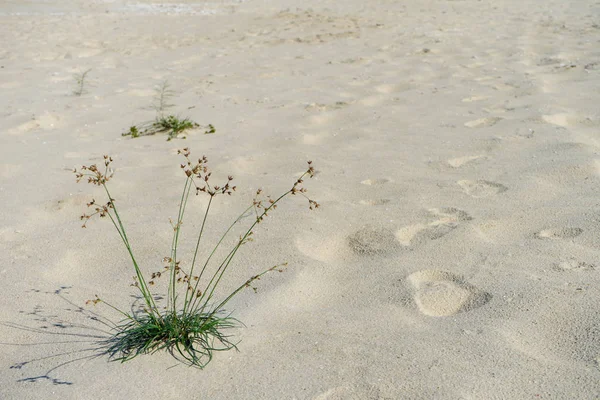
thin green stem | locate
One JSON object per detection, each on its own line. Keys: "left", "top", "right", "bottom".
{"left": 101, "top": 184, "right": 159, "bottom": 317}
{"left": 169, "top": 176, "right": 193, "bottom": 311}
{"left": 182, "top": 195, "right": 213, "bottom": 309}
{"left": 189, "top": 241, "right": 241, "bottom": 314}
{"left": 212, "top": 266, "right": 280, "bottom": 314}
{"left": 183, "top": 203, "right": 254, "bottom": 313}
{"left": 96, "top": 298, "right": 135, "bottom": 322}
{"left": 189, "top": 189, "right": 291, "bottom": 314}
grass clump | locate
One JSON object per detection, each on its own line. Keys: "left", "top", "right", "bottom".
{"left": 123, "top": 81, "right": 213, "bottom": 140}
{"left": 123, "top": 116, "right": 212, "bottom": 141}
{"left": 73, "top": 149, "right": 318, "bottom": 367}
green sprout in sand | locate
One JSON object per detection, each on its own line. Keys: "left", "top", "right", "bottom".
{"left": 73, "top": 149, "right": 318, "bottom": 367}
{"left": 152, "top": 80, "right": 175, "bottom": 117}
{"left": 73, "top": 69, "right": 92, "bottom": 96}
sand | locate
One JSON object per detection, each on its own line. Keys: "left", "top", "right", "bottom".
{"left": 1, "top": 0, "right": 600, "bottom": 398}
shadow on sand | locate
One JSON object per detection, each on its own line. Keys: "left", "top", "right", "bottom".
{"left": 1, "top": 286, "right": 150, "bottom": 385}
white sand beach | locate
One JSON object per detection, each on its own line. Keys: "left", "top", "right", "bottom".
{"left": 2, "top": 0, "right": 600, "bottom": 398}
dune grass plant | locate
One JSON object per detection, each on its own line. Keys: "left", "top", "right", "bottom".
{"left": 73, "top": 149, "right": 318, "bottom": 367}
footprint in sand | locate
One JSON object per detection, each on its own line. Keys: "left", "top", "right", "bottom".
{"left": 358, "top": 178, "right": 391, "bottom": 206}
{"left": 8, "top": 112, "right": 62, "bottom": 135}
{"left": 464, "top": 117, "right": 502, "bottom": 128}
{"left": 461, "top": 96, "right": 488, "bottom": 103}
{"left": 541, "top": 113, "right": 599, "bottom": 129}
{"left": 458, "top": 180, "right": 508, "bottom": 198}
{"left": 447, "top": 155, "right": 486, "bottom": 168}
{"left": 295, "top": 234, "right": 345, "bottom": 263}
{"left": 555, "top": 258, "right": 595, "bottom": 271}
{"left": 358, "top": 199, "right": 390, "bottom": 206}
{"left": 502, "top": 299, "right": 600, "bottom": 367}
{"left": 358, "top": 95, "right": 387, "bottom": 107}
{"left": 304, "top": 101, "right": 351, "bottom": 112}
{"left": 542, "top": 113, "right": 571, "bottom": 128}
{"left": 313, "top": 384, "right": 383, "bottom": 400}
{"left": 395, "top": 208, "right": 472, "bottom": 247}
{"left": 302, "top": 132, "right": 330, "bottom": 145}
{"left": 297, "top": 208, "right": 470, "bottom": 261}
{"left": 407, "top": 270, "right": 491, "bottom": 317}
{"left": 534, "top": 227, "right": 583, "bottom": 240}
{"left": 395, "top": 223, "right": 456, "bottom": 246}
{"left": 346, "top": 226, "right": 399, "bottom": 256}
{"left": 296, "top": 224, "right": 399, "bottom": 262}
{"left": 360, "top": 178, "right": 390, "bottom": 186}
{"left": 514, "top": 128, "right": 535, "bottom": 139}
{"left": 428, "top": 207, "right": 473, "bottom": 224}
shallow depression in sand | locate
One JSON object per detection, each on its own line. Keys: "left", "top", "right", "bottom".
{"left": 295, "top": 234, "right": 345, "bottom": 263}
{"left": 427, "top": 207, "right": 472, "bottom": 224}
{"left": 346, "top": 226, "right": 399, "bottom": 256}
{"left": 295, "top": 224, "right": 400, "bottom": 262}
{"left": 555, "top": 258, "right": 595, "bottom": 271}
{"left": 464, "top": 117, "right": 502, "bottom": 128}
{"left": 360, "top": 178, "right": 390, "bottom": 186}
{"left": 358, "top": 199, "right": 390, "bottom": 206}
{"left": 407, "top": 270, "right": 491, "bottom": 317}
{"left": 447, "top": 155, "right": 485, "bottom": 168}
{"left": 503, "top": 302, "right": 600, "bottom": 366}
{"left": 394, "top": 207, "right": 471, "bottom": 247}
{"left": 534, "top": 227, "right": 583, "bottom": 239}
{"left": 458, "top": 180, "right": 508, "bottom": 198}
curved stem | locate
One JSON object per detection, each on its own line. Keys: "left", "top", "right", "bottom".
{"left": 101, "top": 184, "right": 159, "bottom": 318}
{"left": 190, "top": 189, "right": 292, "bottom": 314}
{"left": 184, "top": 204, "right": 254, "bottom": 314}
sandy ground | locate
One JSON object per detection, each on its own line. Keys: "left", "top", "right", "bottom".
{"left": 1, "top": 0, "right": 600, "bottom": 398}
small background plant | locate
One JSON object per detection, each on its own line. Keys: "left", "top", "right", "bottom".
{"left": 73, "top": 149, "right": 318, "bottom": 367}
{"left": 122, "top": 116, "right": 213, "bottom": 141}
{"left": 152, "top": 80, "right": 175, "bottom": 117}
{"left": 73, "top": 69, "right": 92, "bottom": 96}
{"left": 123, "top": 80, "right": 213, "bottom": 140}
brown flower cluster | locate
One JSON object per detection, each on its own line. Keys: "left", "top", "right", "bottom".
{"left": 74, "top": 155, "right": 114, "bottom": 186}
{"left": 85, "top": 294, "right": 102, "bottom": 306}
{"left": 139, "top": 257, "right": 202, "bottom": 298}
{"left": 291, "top": 160, "right": 319, "bottom": 210}
{"left": 252, "top": 160, "right": 319, "bottom": 224}
{"left": 79, "top": 199, "right": 115, "bottom": 228}
{"left": 73, "top": 156, "right": 117, "bottom": 228}
{"left": 177, "top": 148, "right": 236, "bottom": 197}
